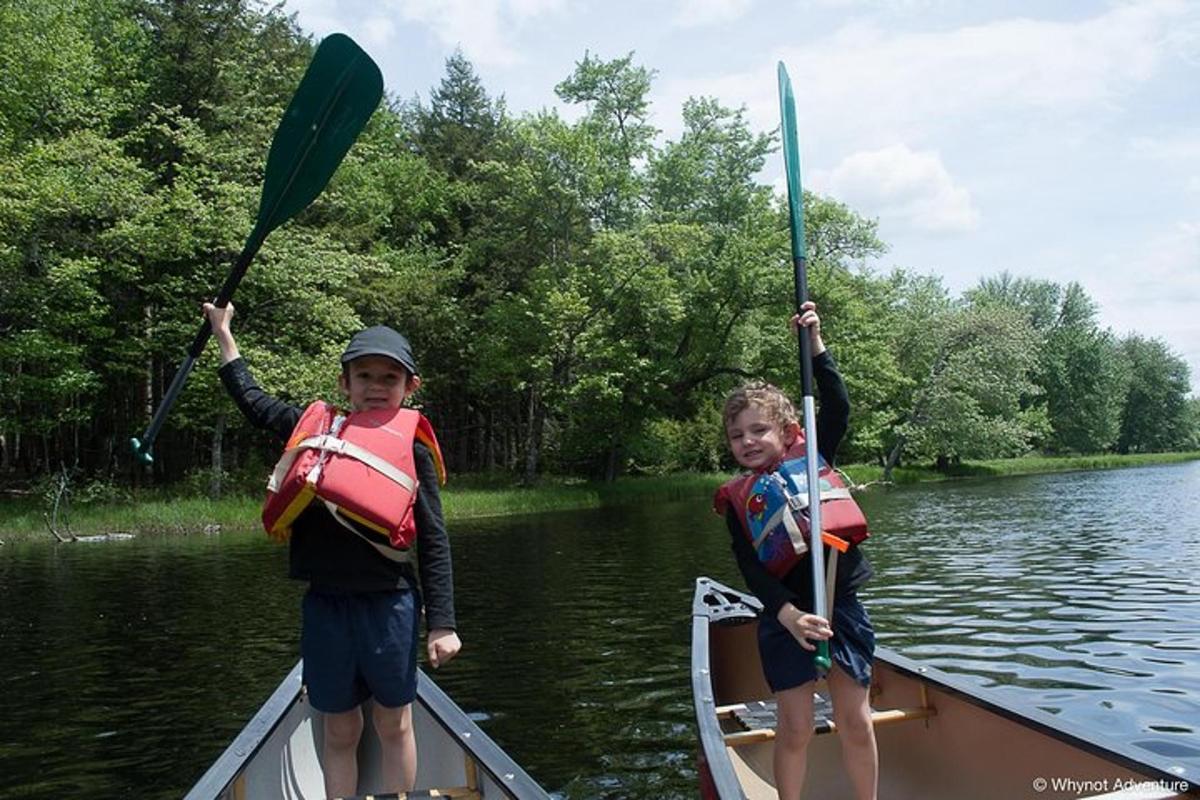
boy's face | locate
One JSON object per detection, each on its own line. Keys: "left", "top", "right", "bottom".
{"left": 726, "top": 404, "right": 798, "bottom": 471}
{"left": 338, "top": 355, "right": 421, "bottom": 412}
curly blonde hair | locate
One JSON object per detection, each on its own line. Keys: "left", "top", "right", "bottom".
{"left": 722, "top": 380, "right": 798, "bottom": 433}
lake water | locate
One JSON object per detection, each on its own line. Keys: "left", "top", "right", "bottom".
{"left": 1, "top": 461, "right": 1197, "bottom": 798}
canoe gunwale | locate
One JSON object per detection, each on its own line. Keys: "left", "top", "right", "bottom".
{"left": 183, "top": 661, "right": 306, "bottom": 800}
{"left": 691, "top": 576, "right": 1197, "bottom": 798}
{"left": 413, "top": 670, "right": 551, "bottom": 799}
{"left": 692, "top": 577, "right": 760, "bottom": 800}
{"left": 182, "top": 661, "right": 552, "bottom": 800}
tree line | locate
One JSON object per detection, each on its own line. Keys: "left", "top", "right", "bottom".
{"left": 1, "top": 0, "right": 1196, "bottom": 494}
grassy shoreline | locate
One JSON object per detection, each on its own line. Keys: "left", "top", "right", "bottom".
{"left": 2, "top": 451, "right": 1197, "bottom": 544}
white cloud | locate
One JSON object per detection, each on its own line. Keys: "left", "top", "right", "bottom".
{"left": 673, "top": 0, "right": 753, "bottom": 28}
{"left": 1130, "top": 134, "right": 1200, "bottom": 162}
{"left": 389, "top": 0, "right": 565, "bottom": 67}
{"left": 361, "top": 16, "right": 398, "bottom": 49}
{"left": 660, "top": 1, "right": 1191, "bottom": 152}
{"left": 1092, "top": 220, "right": 1200, "bottom": 389}
{"left": 1117, "top": 221, "right": 1200, "bottom": 306}
{"left": 280, "top": 0, "right": 350, "bottom": 37}
{"left": 812, "top": 144, "right": 979, "bottom": 234}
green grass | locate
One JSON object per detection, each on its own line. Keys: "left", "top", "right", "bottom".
{"left": 0, "top": 473, "right": 728, "bottom": 543}
{"left": 841, "top": 450, "right": 1200, "bottom": 485}
{"left": 2, "top": 452, "right": 1196, "bottom": 544}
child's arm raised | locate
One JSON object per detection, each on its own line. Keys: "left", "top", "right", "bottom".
{"left": 203, "top": 302, "right": 241, "bottom": 365}
{"left": 791, "top": 301, "right": 849, "bottom": 464}
{"left": 205, "top": 302, "right": 300, "bottom": 440}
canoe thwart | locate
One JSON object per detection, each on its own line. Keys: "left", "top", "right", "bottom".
{"left": 720, "top": 698, "right": 938, "bottom": 748}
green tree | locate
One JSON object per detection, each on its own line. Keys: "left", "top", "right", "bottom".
{"left": 415, "top": 49, "right": 505, "bottom": 179}
{"left": 0, "top": 0, "right": 148, "bottom": 151}
{"left": 648, "top": 97, "right": 774, "bottom": 229}
{"left": 1182, "top": 396, "right": 1200, "bottom": 450}
{"left": 554, "top": 52, "right": 656, "bottom": 229}
{"left": 889, "top": 304, "right": 1045, "bottom": 472}
{"left": 1116, "top": 336, "right": 1192, "bottom": 452}
{"left": 965, "top": 271, "right": 1061, "bottom": 331}
{"left": 1040, "top": 283, "right": 1129, "bottom": 453}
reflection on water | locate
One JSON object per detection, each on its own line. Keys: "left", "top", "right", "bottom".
{"left": 0, "top": 460, "right": 1197, "bottom": 798}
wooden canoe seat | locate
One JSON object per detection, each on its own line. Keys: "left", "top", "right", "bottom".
{"left": 718, "top": 696, "right": 936, "bottom": 747}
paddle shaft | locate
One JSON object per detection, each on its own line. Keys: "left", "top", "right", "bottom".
{"left": 133, "top": 223, "right": 267, "bottom": 456}
{"left": 793, "top": 256, "right": 830, "bottom": 670}
{"left": 778, "top": 62, "right": 831, "bottom": 673}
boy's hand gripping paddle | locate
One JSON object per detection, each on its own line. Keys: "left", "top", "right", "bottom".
{"left": 777, "top": 61, "right": 832, "bottom": 674}
{"left": 130, "top": 33, "right": 384, "bottom": 465}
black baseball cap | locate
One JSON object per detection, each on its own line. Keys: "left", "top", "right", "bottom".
{"left": 340, "top": 326, "right": 418, "bottom": 376}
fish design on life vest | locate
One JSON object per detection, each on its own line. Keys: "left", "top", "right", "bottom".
{"left": 714, "top": 439, "right": 868, "bottom": 578}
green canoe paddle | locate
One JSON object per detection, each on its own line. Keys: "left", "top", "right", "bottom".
{"left": 777, "top": 61, "right": 832, "bottom": 675}
{"left": 131, "top": 33, "right": 383, "bottom": 465}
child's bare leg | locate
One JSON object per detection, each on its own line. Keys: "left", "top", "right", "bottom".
{"left": 829, "top": 666, "right": 878, "bottom": 800}
{"left": 322, "top": 706, "right": 364, "bottom": 798}
{"left": 774, "top": 683, "right": 816, "bottom": 800}
{"left": 374, "top": 702, "right": 417, "bottom": 791}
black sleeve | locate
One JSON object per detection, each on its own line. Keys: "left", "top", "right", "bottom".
{"left": 727, "top": 509, "right": 798, "bottom": 619}
{"left": 217, "top": 357, "right": 302, "bottom": 441}
{"left": 813, "top": 350, "right": 850, "bottom": 466}
{"left": 413, "top": 442, "right": 456, "bottom": 632}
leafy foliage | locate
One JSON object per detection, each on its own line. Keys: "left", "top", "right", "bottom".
{"left": 0, "top": 0, "right": 1194, "bottom": 487}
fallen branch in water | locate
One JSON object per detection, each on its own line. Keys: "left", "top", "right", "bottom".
{"left": 43, "top": 466, "right": 77, "bottom": 543}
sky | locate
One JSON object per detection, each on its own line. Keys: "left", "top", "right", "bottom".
{"left": 282, "top": 0, "right": 1200, "bottom": 394}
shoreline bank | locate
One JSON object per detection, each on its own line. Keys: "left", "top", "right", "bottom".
{"left": 2, "top": 451, "right": 1197, "bottom": 544}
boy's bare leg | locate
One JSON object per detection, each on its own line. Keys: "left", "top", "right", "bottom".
{"left": 323, "top": 707, "right": 364, "bottom": 798}
{"left": 774, "top": 683, "right": 816, "bottom": 800}
{"left": 374, "top": 702, "right": 417, "bottom": 791}
{"left": 829, "top": 666, "right": 878, "bottom": 800}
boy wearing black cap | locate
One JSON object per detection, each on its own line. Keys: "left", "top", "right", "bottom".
{"left": 203, "top": 302, "right": 460, "bottom": 797}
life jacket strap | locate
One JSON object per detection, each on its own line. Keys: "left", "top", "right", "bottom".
{"left": 267, "top": 434, "right": 417, "bottom": 495}
{"left": 754, "top": 472, "right": 853, "bottom": 555}
{"left": 322, "top": 500, "right": 411, "bottom": 563}
{"left": 303, "top": 434, "right": 416, "bottom": 492}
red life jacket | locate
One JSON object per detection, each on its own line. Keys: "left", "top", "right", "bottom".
{"left": 713, "top": 437, "right": 868, "bottom": 578}
{"left": 262, "top": 401, "right": 446, "bottom": 560}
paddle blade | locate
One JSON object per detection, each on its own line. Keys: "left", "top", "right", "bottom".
{"left": 776, "top": 62, "right": 806, "bottom": 262}
{"left": 257, "top": 33, "right": 383, "bottom": 233}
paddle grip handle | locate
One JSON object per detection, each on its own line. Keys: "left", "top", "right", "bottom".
{"left": 815, "top": 641, "right": 831, "bottom": 674}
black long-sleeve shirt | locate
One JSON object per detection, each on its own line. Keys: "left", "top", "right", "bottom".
{"left": 725, "top": 350, "right": 873, "bottom": 618}
{"left": 218, "top": 358, "right": 455, "bottom": 631}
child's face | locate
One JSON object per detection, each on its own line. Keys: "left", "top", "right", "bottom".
{"left": 726, "top": 404, "right": 796, "bottom": 471}
{"left": 338, "top": 355, "right": 420, "bottom": 412}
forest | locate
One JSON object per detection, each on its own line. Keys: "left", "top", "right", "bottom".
{"left": 2, "top": 0, "right": 1197, "bottom": 496}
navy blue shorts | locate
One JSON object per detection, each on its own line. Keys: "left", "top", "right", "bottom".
{"left": 758, "top": 592, "right": 875, "bottom": 692}
{"left": 301, "top": 588, "right": 420, "bottom": 713}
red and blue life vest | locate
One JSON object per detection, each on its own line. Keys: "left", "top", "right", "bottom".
{"left": 262, "top": 401, "right": 446, "bottom": 560}
{"left": 714, "top": 438, "right": 868, "bottom": 578}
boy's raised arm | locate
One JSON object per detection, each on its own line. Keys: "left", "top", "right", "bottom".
{"left": 206, "top": 303, "right": 299, "bottom": 440}
{"left": 203, "top": 302, "right": 241, "bottom": 365}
